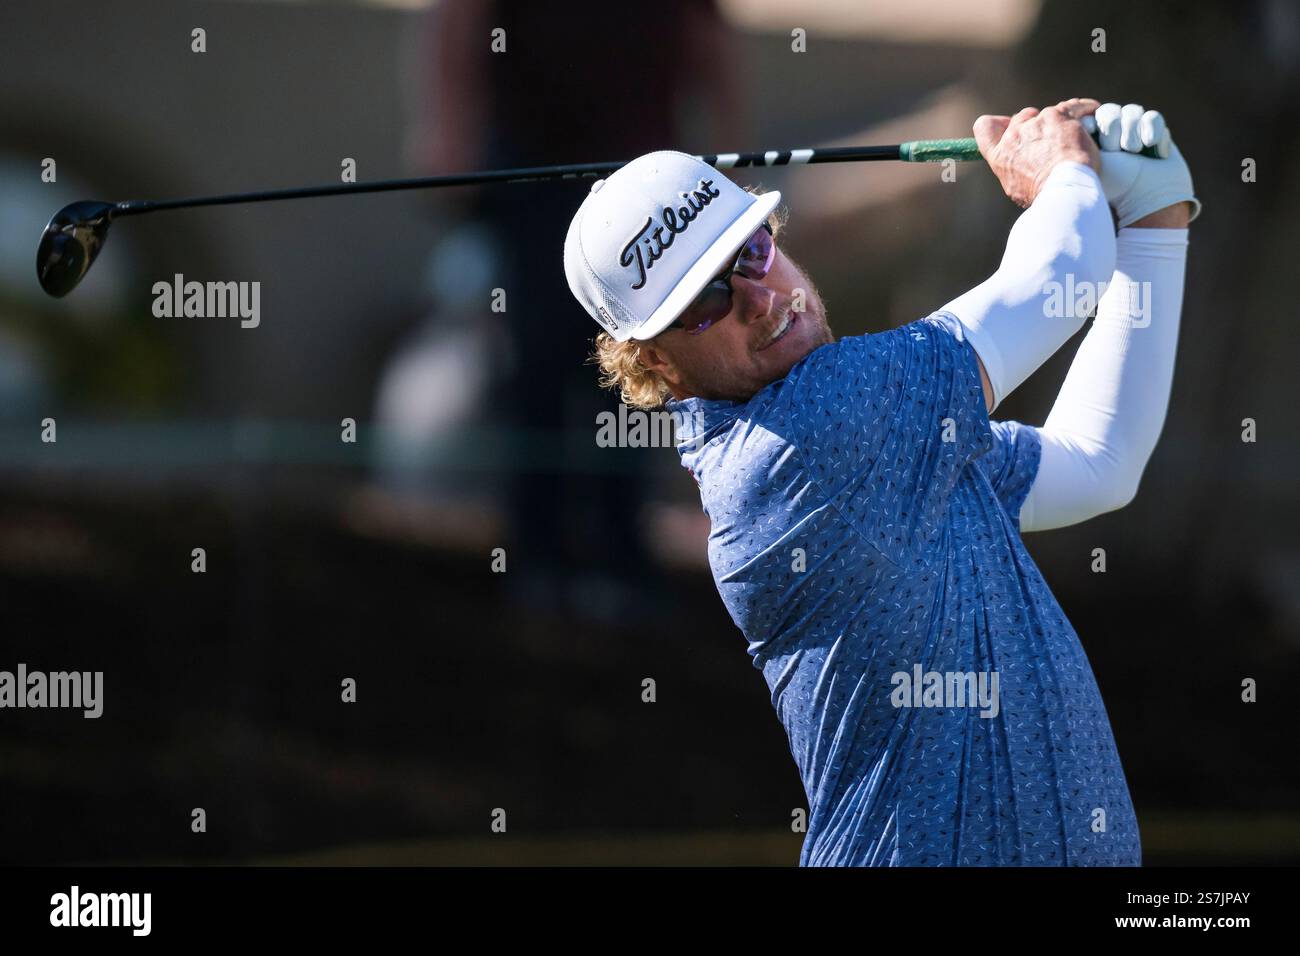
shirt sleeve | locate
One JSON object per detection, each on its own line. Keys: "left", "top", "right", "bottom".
{"left": 975, "top": 420, "right": 1043, "bottom": 526}
{"left": 774, "top": 311, "right": 993, "bottom": 567}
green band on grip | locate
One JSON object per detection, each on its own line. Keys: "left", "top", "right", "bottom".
{"left": 902, "top": 134, "right": 1162, "bottom": 163}
{"left": 899, "top": 138, "right": 984, "bottom": 163}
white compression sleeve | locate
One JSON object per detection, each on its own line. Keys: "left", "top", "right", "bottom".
{"left": 943, "top": 161, "right": 1116, "bottom": 412}
{"left": 1019, "top": 227, "right": 1188, "bottom": 532}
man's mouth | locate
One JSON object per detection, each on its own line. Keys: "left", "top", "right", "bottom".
{"left": 758, "top": 309, "right": 796, "bottom": 350}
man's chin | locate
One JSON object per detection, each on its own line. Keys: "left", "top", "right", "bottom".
{"left": 737, "top": 330, "right": 831, "bottom": 400}
{"left": 778, "top": 312, "right": 833, "bottom": 362}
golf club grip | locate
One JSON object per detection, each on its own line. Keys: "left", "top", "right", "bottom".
{"left": 900, "top": 135, "right": 1163, "bottom": 163}
{"left": 899, "top": 138, "right": 984, "bottom": 163}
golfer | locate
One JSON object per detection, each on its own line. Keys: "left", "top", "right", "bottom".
{"left": 563, "top": 98, "right": 1198, "bottom": 865}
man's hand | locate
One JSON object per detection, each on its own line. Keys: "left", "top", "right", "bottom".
{"left": 1085, "top": 103, "right": 1201, "bottom": 227}
{"left": 973, "top": 98, "right": 1102, "bottom": 208}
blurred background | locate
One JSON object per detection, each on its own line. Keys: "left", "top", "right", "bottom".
{"left": 0, "top": 0, "right": 1296, "bottom": 865}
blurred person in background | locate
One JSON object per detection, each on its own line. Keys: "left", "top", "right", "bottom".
{"left": 392, "top": 0, "right": 745, "bottom": 617}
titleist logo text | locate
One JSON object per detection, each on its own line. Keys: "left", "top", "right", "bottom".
{"left": 619, "top": 179, "right": 722, "bottom": 290}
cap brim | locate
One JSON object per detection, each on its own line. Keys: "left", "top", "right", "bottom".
{"left": 631, "top": 190, "right": 782, "bottom": 341}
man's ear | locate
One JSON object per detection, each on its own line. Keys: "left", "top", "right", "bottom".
{"left": 638, "top": 337, "right": 690, "bottom": 402}
{"left": 638, "top": 341, "right": 674, "bottom": 378}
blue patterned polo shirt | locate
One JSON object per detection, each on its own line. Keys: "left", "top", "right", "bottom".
{"left": 669, "top": 312, "right": 1140, "bottom": 866}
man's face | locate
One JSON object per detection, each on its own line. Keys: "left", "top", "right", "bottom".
{"left": 640, "top": 245, "right": 834, "bottom": 403}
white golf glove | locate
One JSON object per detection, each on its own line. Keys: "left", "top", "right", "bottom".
{"left": 1082, "top": 103, "right": 1201, "bottom": 227}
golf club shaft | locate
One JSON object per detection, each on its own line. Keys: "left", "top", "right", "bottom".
{"left": 111, "top": 139, "right": 987, "bottom": 217}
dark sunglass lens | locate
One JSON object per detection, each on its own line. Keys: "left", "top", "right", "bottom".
{"left": 682, "top": 282, "right": 732, "bottom": 333}
{"left": 675, "top": 225, "right": 774, "bottom": 333}
{"left": 735, "top": 226, "right": 775, "bottom": 280}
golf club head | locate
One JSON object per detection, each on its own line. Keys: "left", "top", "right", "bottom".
{"left": 36, "top": 200, "right": 117, "bottom": 298}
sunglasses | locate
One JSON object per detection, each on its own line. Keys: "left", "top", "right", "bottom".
{"left": 668, "top": 222, "right": 776, "bottom": 335}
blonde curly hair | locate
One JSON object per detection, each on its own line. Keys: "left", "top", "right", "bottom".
{"left": 589, "top": 189, "right": 786, "bottom": 410}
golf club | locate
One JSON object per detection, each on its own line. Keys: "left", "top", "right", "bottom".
{"left": 35, "top": 134, "right": 1156, "bottom": 299}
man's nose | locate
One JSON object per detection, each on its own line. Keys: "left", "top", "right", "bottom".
{"left": 731, "top": 274, "right": 775, "bottom": 325}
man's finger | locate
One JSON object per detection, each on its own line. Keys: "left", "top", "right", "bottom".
{"left": 1120, "top": 103, "right": 1146, "bottom": 152}
{"left": 1156, "top": 127, "right": 1172, "bottom": 159}
{"left": 1056, "top": 98, "right": 1102, "bottom": 119}
{"left": 1095, "top": 102, "right": 1122, "bottom": 150}
{"left": 1139, "top": 110, "right": 1166, "bottom": 149}
{"left": 973, "top": 114, "right": 1012, "bottom": 152}
{"left": 1009, "top": 106, "right": 1041, "bottom": 126}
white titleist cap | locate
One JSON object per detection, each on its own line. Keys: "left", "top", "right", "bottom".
{"left": 564, "top": 150, "right": 781, "bottom": 342}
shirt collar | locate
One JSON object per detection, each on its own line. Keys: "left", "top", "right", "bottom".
{"left": 666, "top": 396, "right": 746, "bottom": 455}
